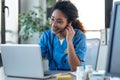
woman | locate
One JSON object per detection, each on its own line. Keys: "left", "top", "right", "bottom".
{"left": 39, "top": 1, "right": 86, "bottom": 71}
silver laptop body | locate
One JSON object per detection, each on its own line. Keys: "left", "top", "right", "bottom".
{"left": 0, "top": 44, "right": 45, "bottom": 78}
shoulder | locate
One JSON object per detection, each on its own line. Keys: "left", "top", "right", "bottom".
{"left": 41, "top": 29, "right": 52, "bottom": 38}
{"left": 39, "top": 29, "right": 53, "bottom": 46}
{"left": 41, "top": 29, "right": 52, "bottom": 35}
{"left": 72, "top": 29, "right": 86, "bottom": 44}
{"left": 74, "top": 29, "right": 86, "bottom": 39}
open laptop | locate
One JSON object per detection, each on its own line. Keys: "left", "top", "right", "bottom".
{"left": 0, "top": 44, "right": 53, "bottom": 79}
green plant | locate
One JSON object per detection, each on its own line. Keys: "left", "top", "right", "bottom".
{"left": 19, "top": 7, "right": 50, "bottom": 40}
{"left": 47, "top": 0, "right": 56, "bottom": 8}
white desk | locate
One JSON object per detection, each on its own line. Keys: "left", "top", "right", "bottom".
{"left": 0, "top": 67, "right": 75, "bottom": 80}
{"left": 1, "top": 67, "right": 120, "bottom": 80}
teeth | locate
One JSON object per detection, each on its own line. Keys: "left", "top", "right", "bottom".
{"left": 53, "top": 28, "right": 58, "bottom": 31}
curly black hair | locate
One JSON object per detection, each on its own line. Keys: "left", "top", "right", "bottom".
{"left": 51, "top": 1, "right": 86, "bottom": 33}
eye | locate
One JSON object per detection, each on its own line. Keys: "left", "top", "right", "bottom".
{"left": 50, "top": 18, "right": 54, "bottom": 21}
{"left": 56, "top": 20, "right": 63, "bottom": 24}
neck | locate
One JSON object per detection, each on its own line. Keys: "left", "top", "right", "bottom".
{"left": 57, "top": 31, "right": 66, "bottom": 40}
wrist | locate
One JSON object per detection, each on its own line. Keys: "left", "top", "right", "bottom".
{"left": 67, "top": 40, "right": 73, "bottom": 46}
{"left": 67, "top": 41, "right": 74, "bottom": 54}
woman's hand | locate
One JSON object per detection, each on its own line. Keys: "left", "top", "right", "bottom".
{"left": 65, "top": 23, "right": 81, "bottom": 71}
{"left": 65, "top": 23, "right": 75, "bottom": 43}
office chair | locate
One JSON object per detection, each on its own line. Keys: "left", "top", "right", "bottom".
{"left": 85, "top": 38, "right": 100, "bottom": 70}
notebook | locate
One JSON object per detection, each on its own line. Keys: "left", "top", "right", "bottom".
{"left": 0, "top": 44, "right": 52, "bottom": 79}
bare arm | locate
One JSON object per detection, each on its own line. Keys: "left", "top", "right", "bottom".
{"left": 67, "top": 41, "right": 82, "bottom": 71}
{"left": 65, "top": 23, "right": 82, "bottom": 71}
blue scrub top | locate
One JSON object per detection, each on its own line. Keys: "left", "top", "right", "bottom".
{"left": 38, "top": 29, "right": 87, "bottom": 70}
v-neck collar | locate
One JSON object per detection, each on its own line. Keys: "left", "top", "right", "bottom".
{"left": 54, "top": 35, "right": 66, "bottom": 48}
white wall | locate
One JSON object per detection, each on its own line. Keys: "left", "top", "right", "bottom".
{"left": 0, "top": 0, "right": 1, "bottom": 43}
{"left": 0, "top": 0, "right": 1, "bottom": 29}
{"left": 97, "top": 28, "right": 110, "bottom": 70}
{"left": 97, "top": 45, "right": 108, "bottom": 70}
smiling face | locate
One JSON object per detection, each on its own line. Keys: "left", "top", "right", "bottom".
{"left": 49, "top": 9, "right": 68, "bottom": 34}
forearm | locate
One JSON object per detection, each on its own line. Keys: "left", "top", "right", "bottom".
{"left": 67, "top": 41, "right": 81, "bottom": 71}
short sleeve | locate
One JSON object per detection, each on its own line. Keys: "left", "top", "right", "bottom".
{"left": 38, "top": 31, "right": 48, "bottom": 58}
{"left": 73, "top": 29, "right": 87, "bottom": 62}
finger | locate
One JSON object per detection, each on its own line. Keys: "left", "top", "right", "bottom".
{"left": 68, "top": 26, "right": 75, "bottom": 35}
{"left": 66, "top": 26, "right": 71, "bottom": 32}
{"left": 68, "top": 24, "right": 74, "bottom": 32}
{"left": 68, "top": 22, "right": 72, "bottom": 26}
{"left": 65, "top": 28, "right": 68, "bottom": 35}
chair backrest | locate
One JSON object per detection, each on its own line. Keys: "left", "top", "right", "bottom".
{"left": 85, "top": 38, "right": 100, "bottom": 70}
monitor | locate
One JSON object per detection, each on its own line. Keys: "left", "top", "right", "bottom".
{"left": 105, "top": 1, "right": 120, "bottom": 77}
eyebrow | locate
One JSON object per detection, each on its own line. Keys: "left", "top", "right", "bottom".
{"left": 51, "top": 16, "right": 63, "bottom": 21}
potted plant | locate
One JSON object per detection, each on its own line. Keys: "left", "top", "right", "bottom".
{"left": 19, "top": 7, "right": 50, "bottom": 44}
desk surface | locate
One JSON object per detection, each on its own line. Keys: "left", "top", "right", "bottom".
{"left": 1, "top": 67, "right": 119, "bottom": 80}
{"left": 0, "top": 67, "right": 76, "bottom": 80}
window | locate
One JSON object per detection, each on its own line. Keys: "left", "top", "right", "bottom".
{"left": 5, "top": 0, "right": 19, "bottom": 43}
{"left": 0, "top": 0, "right": 19, "bottom": 44}
{"left": 71, "top": 0, "right": 105, "bottom": 39}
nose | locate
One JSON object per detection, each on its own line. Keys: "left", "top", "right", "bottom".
{"left": 52, "top": 22, "right": 57, "bottom": 27}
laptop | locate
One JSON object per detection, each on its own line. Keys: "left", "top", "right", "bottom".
{"left": 0, "top": 44, "right": 52, "bottom": 79}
